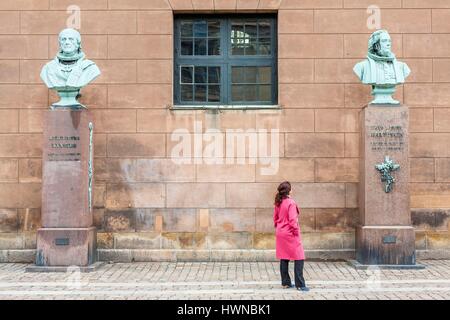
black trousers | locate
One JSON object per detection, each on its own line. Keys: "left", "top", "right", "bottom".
{"left": 280, "top": 259, "right": 306, "bottom": 288}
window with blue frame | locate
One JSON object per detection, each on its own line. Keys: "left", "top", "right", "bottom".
{"left": 174, "top": 15, "right": 277, "bottom": 106}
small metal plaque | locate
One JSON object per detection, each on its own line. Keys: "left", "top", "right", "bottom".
{"left": 55, "top": 238, "right": 70, "bottom": 246}
{"left": 383, "top": 235, "right": 397, "bottom": 244}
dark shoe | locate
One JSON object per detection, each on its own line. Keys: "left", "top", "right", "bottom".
{"left": 296, "top": 286, "right": 310, "bottom": 292}
{"left": 282, "top": 283, "right": 294, "bottom": 289}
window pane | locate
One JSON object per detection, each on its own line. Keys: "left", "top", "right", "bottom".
{"left": 259, "top": 85, "right": 271, "bottom": 101}
{"left": 231, "top": 66, "right": 274, "bottom": 102}
{"left": 245, "top": 38, "right": 257, "bottom": 55}
{"left": 232, "top": 85, "right": 244, "bottom": 101}
{"left": 195, "top": 67, "right": 207, "bottom": 83}
{"left": 181, "top": 22, "right": 193, "bottom": 37}
{"left": 181, "top": 85, "right": 193, "bottom": 101}
{"left": 195, "top": 85, "right": 207, "bottom": 102}
{"left": 208, "top": 21, "right": 220, "bottom": 37}
{"left": 231, "top": 37, "right": 247, "bottom": 44}
{"left": 231, "top": 40, "right": 245, "bottom": 55}
{"left": 258, "top": 38, "right": 271, "bottom": 55}
{"left": 208, "top": 38, "right": 220, "bottom": 55}
{"left": 245, "top": 22, "right": 257, "bottom": 38}
{"left": 231, "top": 23, "right": 244, "bottom": 38}
{"left": 194, "top": 21, "right": 207, "bottom": 37}
{"left": 231, "top": 67, "right": 245, "bottom": 84}
{"left": 245, "top": 67, "right": 257, "bottom": 83}
{"left": 208, "top": 67, "right": 220, "bottom": 84}
{"left": 245, "top": 44, "right": 257, "bottom": 56}
{"left": 258, "top": 67, "right": 271, "bottom": 84}
{"left": 194, "top": 39, "right": 207, "bottom": 55}
{"left": 244, "top": 85, "right": 257, "bottom": 101}
{"left": 208, "top": 85, "right": 220, "bottom": 102}
{"left": 181, "top": 66, "right": 193, "bottom": 83}
{"left": 181, "top": 39, "right": 193, "bottom": 55}
{"left": 258, "top": 21, "right": 271, "bottom": 37}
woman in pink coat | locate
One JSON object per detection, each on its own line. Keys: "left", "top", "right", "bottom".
{"left": 273, "top": 181, "right": 309, "bottom": 291}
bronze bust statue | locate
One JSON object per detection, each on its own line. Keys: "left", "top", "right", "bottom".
{"left": 41, "top": 28, "right": 100, "bottom": 109}
{"left": 353, "top": 30, "right": 410, "bottom": 105}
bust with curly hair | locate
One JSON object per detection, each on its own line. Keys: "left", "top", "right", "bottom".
{"left": 353, "top": 30, "right": 410, "bottom": 105}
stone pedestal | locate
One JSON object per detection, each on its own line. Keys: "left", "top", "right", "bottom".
{"left": 28, "top": 109, "right": 98, "bottom": 271}
{"left": 35, "top": 227, "right": 96, "bottom": 266}
{"left": 353, "top": 104, "right": 422, "bottom": 268}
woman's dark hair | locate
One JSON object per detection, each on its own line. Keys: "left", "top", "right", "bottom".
{"left": 274, "top": 181, "right": 291, "bottom": 206}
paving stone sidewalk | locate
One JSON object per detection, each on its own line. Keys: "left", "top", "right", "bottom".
{"left": 0, "top": 260, "right": 449, "bottom": 300}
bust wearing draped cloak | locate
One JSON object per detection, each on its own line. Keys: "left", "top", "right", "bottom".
{"left": 41, "top": 28, "right": 100, "bottom": 108}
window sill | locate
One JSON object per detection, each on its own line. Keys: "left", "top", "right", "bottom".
{"left": 170, "top": 104, "right": 281, "bottom": 110}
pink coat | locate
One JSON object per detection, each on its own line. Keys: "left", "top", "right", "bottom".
{"left": 273, "top": 197, "right": 305, "bottom": 261}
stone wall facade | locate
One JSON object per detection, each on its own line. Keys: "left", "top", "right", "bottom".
{"left": 0, "top": 0, "right": 449, "bottom": 262}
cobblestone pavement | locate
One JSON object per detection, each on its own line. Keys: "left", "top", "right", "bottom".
{"left": 0, "top": 260, "right": 449, "bottom": 300}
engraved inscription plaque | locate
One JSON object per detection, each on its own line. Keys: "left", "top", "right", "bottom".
{"left": 382, "top": 235, "right": 397, "bottom": 244}
{"left": 55, "top": 238, "right": 70, "bottom": 246}
{"left": 47, "top": 135, "right": 81, "bottom": 161}
{"left": 368, "top": 125, "right": 405, "bottom": 152}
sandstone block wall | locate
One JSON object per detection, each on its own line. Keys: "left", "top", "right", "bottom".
{"left": 0, "top": 0, "right": 448, "bottom": 261}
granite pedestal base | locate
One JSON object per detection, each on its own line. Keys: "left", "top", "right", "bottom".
{"left": 346, "top": 259, "right": 425, "bottom": 270}
{"left": 26, "top": 262, "right": 105, "bottom": 273}
{"left": 355, "top": 226, "right": 418, "bottom": 266}
{"left": 356, "top": 105, "right": 420, "bottom": 268}
{"left": 31, "top": 109, "right": 99, "bottom": 271}
{"left": 33, "top": 227, "right": 96, "bottom": 267}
